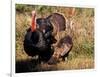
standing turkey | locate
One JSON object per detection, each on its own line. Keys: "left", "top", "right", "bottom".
{"left": 24, "top": 11, "right": 67, "bottom": 63}
{"left": 23, "top": 11, "right": 55, "bottom": 62}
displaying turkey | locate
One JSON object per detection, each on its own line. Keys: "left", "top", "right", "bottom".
{"left": 23, "top": 11, "right": 67, "bottom": 63}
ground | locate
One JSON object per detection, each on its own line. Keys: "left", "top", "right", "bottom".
{"left": 16, "top": 55, "right": 94, "bottom": 73}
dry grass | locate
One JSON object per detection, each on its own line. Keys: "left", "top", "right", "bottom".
{"left": 56, "top": 56, "right": 94, "bottom": 70}
{"left": 15, "top": 4, "right": 94, "bottom": 72}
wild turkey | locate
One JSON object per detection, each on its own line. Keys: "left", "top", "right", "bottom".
{"left": 24, "top": 11, "right": 67, "bottom": 62}
{"left": 23, "top": 11, "right": 55, "bottom": 62}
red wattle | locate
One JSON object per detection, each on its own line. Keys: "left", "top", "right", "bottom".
{"left": 31, "top": 16, "right": 36, "bottom": 32}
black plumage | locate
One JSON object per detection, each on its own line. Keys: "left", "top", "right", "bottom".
{"left": 24, "top": 28, "right": 54, "bottom": 62}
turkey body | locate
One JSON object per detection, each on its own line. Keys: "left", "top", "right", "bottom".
{"left": 24, "top": 28, "right": 54, "bottom": 61}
